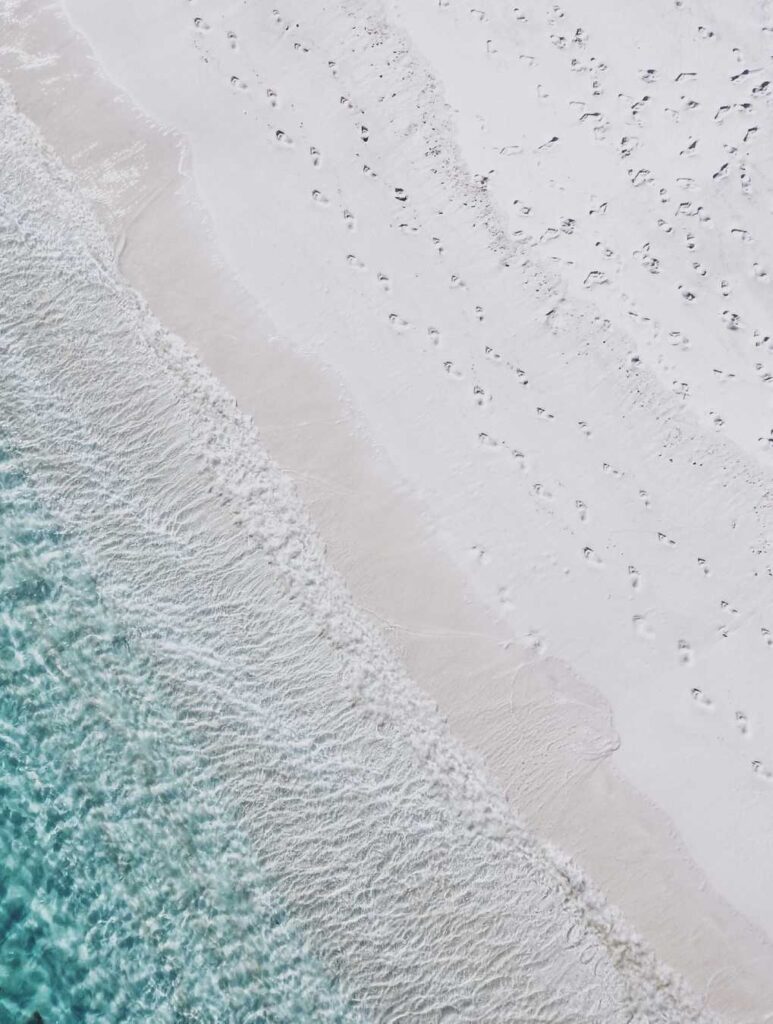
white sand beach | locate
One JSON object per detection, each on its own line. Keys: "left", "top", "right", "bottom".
{"left": 2, "top": 0, "right": 773, "bottom": 1018}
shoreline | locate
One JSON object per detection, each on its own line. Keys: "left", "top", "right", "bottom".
{"left": 2, "top": 0, "right": 772, "bottom": 1017}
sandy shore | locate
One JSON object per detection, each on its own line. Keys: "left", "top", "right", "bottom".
{"left": 3, "top": 0, "right": 773, "bottom": 1017}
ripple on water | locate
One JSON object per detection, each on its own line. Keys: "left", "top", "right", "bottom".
{"left": 0, "top": 445, "right": 365, "bottom": 1024}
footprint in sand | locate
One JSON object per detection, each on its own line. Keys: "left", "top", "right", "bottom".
{"left": 582, "top": 546, "right": 604, "bottom": 567}
{"left": 669, "top": 331, "right": 691, "bottom": 351}
{"left": 525, "top": 631, "right": 546, "bottom": 654}
{"left": 388, "top": 313, "right": 411, "bottom": 332}
{"left": 634, "top": 244, "right": 660, "bottom": 274}
{"left": 680, "top": 641, "right": 695, "bottom": 666}
{"left": 691, "top": 687, "right": 713, "bottom": 708}
{"left": 470, "top": 544, "right": 491, "bottom": 565}
{"left": 620, "top": 136, "right": 639, "bottom": 158}
{"left": 722, "top": 310, "right": 741, "bottom": 331}
{"left": 712, "top": 368, "right": 736, "bottom": 384}
{"left": 633, "top": 615, "right": 655, "bottom": 639}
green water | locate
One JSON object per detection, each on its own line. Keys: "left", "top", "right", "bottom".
{"left": 0, "top": 441, "right": 362, "bottom": 1024}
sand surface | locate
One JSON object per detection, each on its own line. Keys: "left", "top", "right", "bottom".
{"left": 2, "top": 0, "right": 773, "bottom": 1018}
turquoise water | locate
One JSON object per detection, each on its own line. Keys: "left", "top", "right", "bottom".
{"left": 0, "top": 440, "right": 362, "bottom": 1023}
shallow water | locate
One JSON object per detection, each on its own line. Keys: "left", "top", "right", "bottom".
{"left": 0, "top": 442, "right": 365, "bottom": 1023}
{"left": 0, "top": 79, "right": 714, "bottom": 1023}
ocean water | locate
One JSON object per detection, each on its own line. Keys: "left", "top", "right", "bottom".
{"left": 0, "top": 80, "right": 714, "bottom": 1023}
